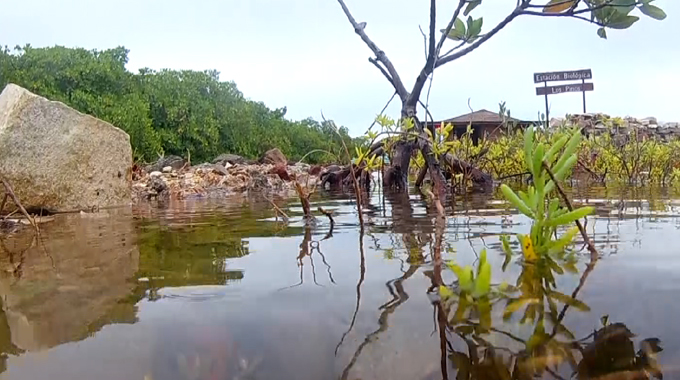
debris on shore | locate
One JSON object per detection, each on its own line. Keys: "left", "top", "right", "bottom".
{"left": 132, "top": 158, "right": 322, "bottom": 202}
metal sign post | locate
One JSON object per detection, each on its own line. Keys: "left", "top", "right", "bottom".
{"left": 533, "top": 69, "right": 594, "bottom": 128}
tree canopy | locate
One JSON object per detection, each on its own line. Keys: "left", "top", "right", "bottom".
{"left": 0, "top": 44, "right": 363, "bottom": 164}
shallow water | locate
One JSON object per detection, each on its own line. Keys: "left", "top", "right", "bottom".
{"left": 0, "top": 185, "right": 678, "bottom": 380}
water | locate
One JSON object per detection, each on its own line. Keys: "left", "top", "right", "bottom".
{"left": 0, "top": 185, "right": 678, "bottom": 380}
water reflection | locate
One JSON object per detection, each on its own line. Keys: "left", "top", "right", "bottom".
{"left": 0, "top": 186, "right": 677, "bottom": 379}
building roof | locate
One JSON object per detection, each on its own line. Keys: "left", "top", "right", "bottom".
{"left": 439, "top": 109, "right": 526, "bottom": 124}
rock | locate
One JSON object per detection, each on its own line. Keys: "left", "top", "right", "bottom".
{"left": 212, "top": 153, "right": 247, "bottom": 166}
{"left": 641, "top": 117, "right": 657, "bottom": 125}
{"left": 309, "top": 165, "right": 323, "bottom": 176}
{"left": 269, "top": 164, "right": 291, "bottom": 181}
{"left": 549, "top": 117, "right": 565, "bottom": 128}
{"left": 149, "top": 171, "right": 163, "bottom": 177}
{"left": 0, "top": 84, "right": 132, "bottom": 213}
{"left": 162, "top": 166, "right": 173, "bottom": 173}
{"left": 260, "top": 148, "right": 287, "bottom": 166}
{"left": 193, "top": 163, "right": 228, "bottom": 176}
{"left": 145, "top": 155, "right": 186, "bottom": 173}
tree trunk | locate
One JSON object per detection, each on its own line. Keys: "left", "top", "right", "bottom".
{"left": 382, "top": 139, "right": 413, "bottom": 191}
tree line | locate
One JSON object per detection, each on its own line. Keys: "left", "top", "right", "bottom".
{"left": 0, "top": 44, "right": 364, "bottom": 164}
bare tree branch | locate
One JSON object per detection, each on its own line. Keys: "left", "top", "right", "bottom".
{"left": 427, "top": 0, "right": 437, "bottom": 60}
{"left": 439, "top": 40, "right": 466, "bottom": 60}
{"left": 368, "top": 57, "right": 395, "bottom": 88}
{"left": 418, "top": 25, "right": 428, "bottom": 60}
{"left": 336, "top": 0, "right": 409, "bottom": 100}
{"left": 408, "top": 0, "right": 466, "bottom": 110}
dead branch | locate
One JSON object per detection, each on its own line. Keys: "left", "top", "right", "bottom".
{"left": 409, "top": 0, "right": 466, "bottom": 107}
{"left": 423, "top": 187, "right": 445, "bottom": 218}
{"left": 318, "top": 206, "right": 335, "bottom": 225}
{"left": 336, "top": 0, "right": 408, "bottom": 100}
{"left": 265, "top": 196, "right": 290, "bottom": 220}
{"left": 294, "top": 181, "right": 313, "bottom": 220}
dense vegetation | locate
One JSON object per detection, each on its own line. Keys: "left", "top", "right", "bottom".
{"left": 0, "top": 44, "right": 363, "bottom": 164}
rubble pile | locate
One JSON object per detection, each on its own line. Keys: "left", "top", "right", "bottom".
{"left": 550, "top": 113, "right": 680, "bottom": 141}
{"left": 132, "top": 155, "right": 321, "bottom": 202}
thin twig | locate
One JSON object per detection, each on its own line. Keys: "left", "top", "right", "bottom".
{"left": 542, "top": 161, "right": 597, "bottom": 257}
{"left": 265, "top": 196, "right": 289, "bottom": 220}
{"left": 1, "top": 178, "right": 37, "bottom": 231}
{"left": 366, "top": 91, "right": 397, "bottom": 135}
{"left": 418, "top": 25, "right": 428, "bottom": 60}
{"left": 0, "top": 194, "right": 8, "bottom": 215}
{"left": 321, "top": 111, "right": 364, "bottom": 227}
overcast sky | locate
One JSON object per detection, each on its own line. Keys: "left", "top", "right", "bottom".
{"left": 1, "top": 0, "right": 677, "bottom": 136}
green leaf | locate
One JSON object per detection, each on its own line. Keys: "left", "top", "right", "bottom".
{"left": 545, "top": 155, "right": 578, "bottom": 193}
{"left": 442, "top": 18, "right": 467, "bottom": 41}
{"left": 473, "top": 259, "right": 491, "bottom": 298}
{"left": 459, "top": 266, "right": 475, "bottom": 292}
{"left": 610, "top": 0, "right": 636, "bottom": 15}
{"left": 640, "top": 3, "right": 667, "bottom": 20}
{"left": 544, "top": 135, "right": 568, "bottom": 164}
{"left": 546, "top": 226, "right": 579, "bottom": 254}
{"left": 503, "top": 297, "right": 539, "bottom": 316}
{"left": 500, "top": 184, "right": 535, "bottom": 218}
{"left": 452, "top": 296, "right": 471, "bottom": 322}
{"left": 546, "top": 256, "right": 564, "bottom": 275}
{"left": 532, "top": 142, "right": 545, "bottom": 176}
{"left": 553, "top": 130, "right": 581, "bottom": 173}
{"left": 464, "top": 0, "right": 481, "bottom": 16}
{"left": 597, "top": 26, "right": 608, "bottom": 39}
{"left": 523, "top": 126, "right": 535, "bottom": 172}
{"left": 477, "top": 298, "right": 492, "bottom": 330}
{"left": 466, "top": 17, "right": 483, "bottom": 40}
{"left": 600, "top": 314, "right": 609, "bottom": 327}
{"left": 439, "top": 285, "right": 455, "bottom": 299}
{"left": 546, "top": 206, "right": 594, "bottom": 227}
{"left": 607, "top": 14, "right": 640, "bottom": 29}
{"left": 549, "top": 290, "right": 591, "bottom": 311}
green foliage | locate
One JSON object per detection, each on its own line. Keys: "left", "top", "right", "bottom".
{"left": 0, "top": 45, "right": 357, "bottom": 164}
{"left": 540, "top": 0, "right": 666, "bottom": 39}
{"left": 500, "top": 127, "right": 594, "bottom": 258}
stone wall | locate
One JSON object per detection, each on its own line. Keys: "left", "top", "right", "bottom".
{"left": 550, "top": 113, "right": 680, "bottom": 141}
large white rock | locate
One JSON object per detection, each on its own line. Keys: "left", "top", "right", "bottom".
{"left": 0, "top": 84, "right": 132, "bottom": 212}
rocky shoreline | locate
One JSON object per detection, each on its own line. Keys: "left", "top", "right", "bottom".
{"left": 132, "top": 160, "right": 322, "bottom": 202}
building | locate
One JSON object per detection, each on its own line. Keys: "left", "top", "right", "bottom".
{"left": 427, "top": 109, "right": 536, "bottom": 145}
